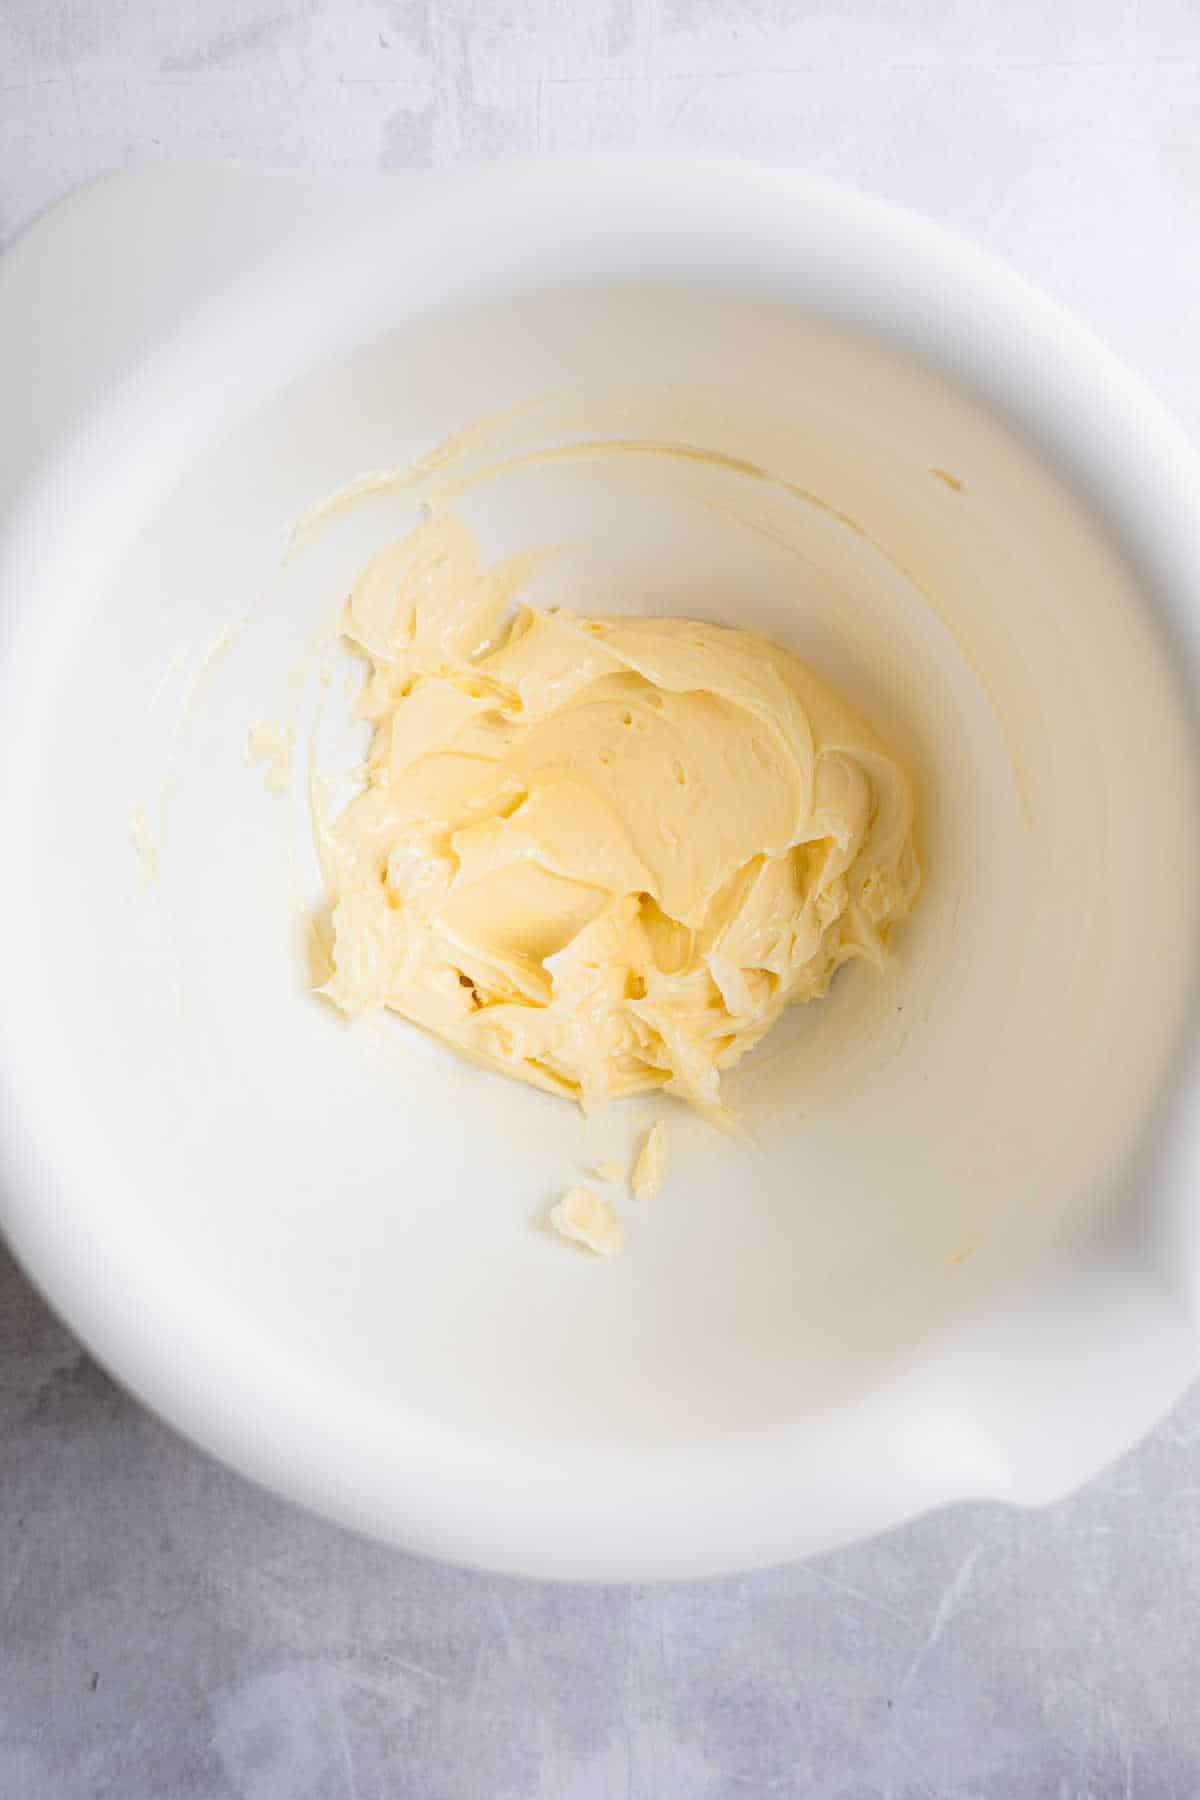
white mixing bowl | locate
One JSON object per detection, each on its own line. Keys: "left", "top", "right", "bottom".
{"left": 1, "top": 158, "right": 1198, "bottom": 1581}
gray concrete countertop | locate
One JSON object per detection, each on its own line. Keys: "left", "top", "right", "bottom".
{"left": 3, "top": 2, "right": 1200, "bottom": 1793}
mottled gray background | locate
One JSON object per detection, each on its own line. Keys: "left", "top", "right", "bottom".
{"left": 4, "top": 2, "right": 1200, "bottom": 1794}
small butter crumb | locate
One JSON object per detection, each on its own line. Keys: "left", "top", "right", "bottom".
{"left": 591, "top": 1161, "right": 625, "bottom": 1184}
{"left": 632, "top": 1121, "right": 669, "bottom": 1201}
{"left": 246, "top": 720, "right": 293, "bottom": 794}
{"left": 129, "top": 803, "right": 159, "bottom": 884}
{"left": 202, "top": 619, "right": 244, "bottom": 670}
{"left": 550, "top": 1187, "right": 623, "bottom": 1257}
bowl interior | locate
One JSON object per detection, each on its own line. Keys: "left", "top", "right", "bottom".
{"left": 20, "top": 279, "right": 1196, "bottom": 1465}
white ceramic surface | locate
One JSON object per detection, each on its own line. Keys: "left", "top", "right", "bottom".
{"left": 0, "top": 157, "right": 1198, "bottom": 1582}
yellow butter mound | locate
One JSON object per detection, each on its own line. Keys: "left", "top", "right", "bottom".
{"left": 318, "top": 513, "right": 919, "bottom": 1121}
